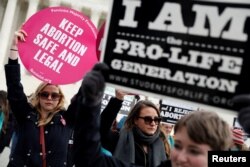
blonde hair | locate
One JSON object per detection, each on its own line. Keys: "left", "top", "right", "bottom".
{"left": 174, "top": 111, "right": 232, "bottom": 151}
{"left": 160, "top": 126, "right": 172, "bottom": 158}
{"left": 238, "top": 143, "right": 250, "bottom": 151}
{"left": 233, "top": 143, "right": 250, "bottom": 151}
{"left": 30, "top": 82, "right": 65, "bottom": 126}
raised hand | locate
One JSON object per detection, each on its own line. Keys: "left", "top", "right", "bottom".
{"left": 13, "top": 29, "right": 27, "bottom": 48}
{"left": 81, "top": 63, "right": 109, "bottom": 106}
{"left": 232, "top": 94, "right": 250, "bottom": 134}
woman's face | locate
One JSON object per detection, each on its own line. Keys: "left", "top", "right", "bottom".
{"left": 162, "top": 123, "right": 174, "bottom": 135}
{"left": 39, "top": 85, "right": 61, "bottom": 112}
{"left": 171, "top": 127, "right": 212, "bottom": 167}
{"left": 134, "top": 107, "right": 160, "bottom": 135}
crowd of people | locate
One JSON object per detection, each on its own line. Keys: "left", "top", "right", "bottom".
{"left": 0, "top": 27, "right": 250, "bottom": 167}
{"left": 72, "top": 65, "right": 240, "bottom": 167}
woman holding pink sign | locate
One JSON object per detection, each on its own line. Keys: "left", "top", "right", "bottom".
{"left": 5, "top": 29, "right": 77, "bottom": 167}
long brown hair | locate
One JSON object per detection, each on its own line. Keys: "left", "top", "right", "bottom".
{"left": 30, "top": 82, "right": 65, "bottom": 126}
{"left": 160, "top": 126, "right": 172, "bottom": 158}
{"left": 0, "top": 90, "right": 10, "bottom": 133}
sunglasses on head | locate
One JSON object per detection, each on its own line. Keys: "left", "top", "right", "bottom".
{"left": 39, "top": 91, "right": 61, "bottom": 101}
{"left": 137, "top": 116, "right": 162, "bottom": 125}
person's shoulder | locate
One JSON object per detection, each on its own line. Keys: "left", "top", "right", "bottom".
{"left": 158, "top": 160, "right": 171, "bottom": 167}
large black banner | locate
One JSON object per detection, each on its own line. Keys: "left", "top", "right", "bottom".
{"left": 102, "top": 0, "right": 250, "bottom": 110}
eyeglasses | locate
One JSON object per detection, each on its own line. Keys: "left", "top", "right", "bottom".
{"left": 137, "top": 116, "right": 161, "bottom": 125}
{"left": 39, "top": 91, "right": 61, "bottom": 101}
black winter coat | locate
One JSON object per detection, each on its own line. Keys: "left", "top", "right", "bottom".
{"left": 5, "top": 62, "right": 77, "bottom": 167}
{"left": 100, "top": 97, "right": 123, "bottom": 152}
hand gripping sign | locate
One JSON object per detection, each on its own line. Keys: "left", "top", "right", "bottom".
{"left": 18, "top": 7, "right": 98, "bottom": 85}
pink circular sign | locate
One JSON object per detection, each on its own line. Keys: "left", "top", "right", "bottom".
{"left": 18, "top": 7, "right": 98, "bottom": 85}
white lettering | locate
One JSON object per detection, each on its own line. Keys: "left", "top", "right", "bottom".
{"left": 119, "top": 0, "right": 141, "bottom": 27}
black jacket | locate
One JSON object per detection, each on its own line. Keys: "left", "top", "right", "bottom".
{"left": 74, "top": 96, "right": 132, "bottom": 167}
{"left": 5, "top": 62, "right": 77, "bottom": 167}
{"left": 100, "top": 97, "right": 123, "bottom": 152}
{"left": 73, "top": 96, "right": 171, "bottom": 167}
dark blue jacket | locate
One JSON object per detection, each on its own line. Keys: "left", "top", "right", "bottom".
{"left": 5, "top": 62, "right": 77, "bottom": 167}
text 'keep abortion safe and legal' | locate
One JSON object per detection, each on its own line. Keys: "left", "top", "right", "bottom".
{"left": 32, "top": 18, "right": 88, "bottom": 73}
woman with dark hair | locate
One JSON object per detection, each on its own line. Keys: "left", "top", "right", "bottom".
{"left": 0, "top": 90, "right": 9, "bottom": 135}
{"left": 0, "top": 90, "right": 16, "bottom": 154}
{"left": 114, "top": 100, "right": 166, "bottom": 167}
{"left": 5, "top": 29, "right": 78, "bottom": 167}
{"left": 100, "top": 90, "right": 167, "bottom": 167}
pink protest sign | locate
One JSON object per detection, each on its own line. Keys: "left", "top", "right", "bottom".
{"left": 18, "top": 7, "right": 98, "bottom": 84}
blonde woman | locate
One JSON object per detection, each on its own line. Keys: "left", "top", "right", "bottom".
{"left": 5, "top": 29, "right": 77, "bottom": 167}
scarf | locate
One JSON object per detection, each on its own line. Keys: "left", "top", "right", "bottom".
{"left": 114, "top": 127, "right": 167, "bottom": 167}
